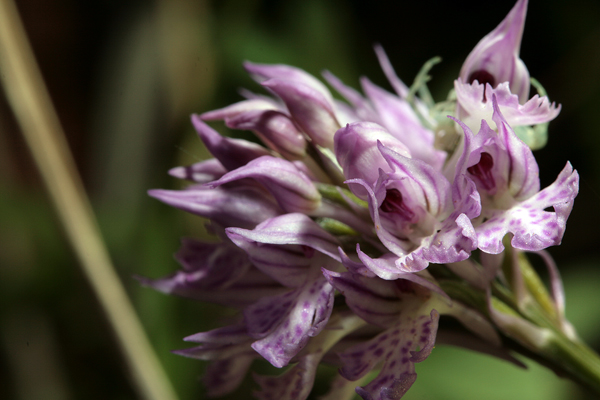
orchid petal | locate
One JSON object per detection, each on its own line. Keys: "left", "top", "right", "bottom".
{"left": 323, "top": 270, "right": 403, "bottom": 327}
{"left": 322, "top": 70, "right": 378, "bottom": 123}
{"left": 174, "top": 239, "right": 249, "bottom": 285}
{"left": 454, "top": 80, "right": 561, "bottom": 131}
{"left": 372, "top": 44, "right": 409, "bottom": 98}
{"left": 373, "top": 45, "right": 433, "bottom": 123}
{"left": 148, "top": 185, "right": 281, "bottom": 229}
{"left": 493, "top": 99, "right": 541, "bottom": 200}
{"left": 335, "top": 122, "right": 410, "bottom": 197}
{"left": 418, "top": 212, "right": 477, "bottom": 265}
{"left": 200, "top": 98, "right": 281, "bottom": 121}
{"left": 244, "top": 61, "right": 336, "bottom": 107}
{"left": 361, "top": 78, "right": 446, "bottom": 170}
{"left": 226, "top": 213, "right": 341, "bottom": 261}
{"left": 253, "top": 352, "right": 321, "bottom": 400}
{"left": 476, "top": 162, "right": 578, "bottom": 253}
{"left": 245, "top": 271, "right": 335, "bottom": 367}
{"left": 261, "top": 78, "right": 341, "bottom": 148}
{"left": 191, "top": 115, "right": 271, "bottom": 171}
{"left": 346, "top": 178, "right": 410, "bottom": 259}
{"left": 137, "top": 265, "right": 286, "bottom": 308}
{"left": 378, "top": 142, "right": 451, "bottom": 219}
{"left": 339, "top": 309, "right": 439, "bottom": 400}
{"left": 207, "top": 156, "right": 321, "bottom": 214}
{"left": 225, "top": 238, "right": 312, "bottom": 288}
{"left": 452, "top": 98, "right": 540, "bottom": 201}
{"left": 204, "top": 356, "right": 255, "bottom": 397}
{"left": 226, "top": 109, "right": 307, "bottom": 159}
{"left": 168, "top": 158, "right": 227, "bottom": 183}
{"left": 173, "top": 325, "right": 253, "bottom": 360}
{"left": 356, "top": 251, "right": 450, "bottom": 298}
{"left": 174, "top": 328, "right": 257, "bottom": 397}
{"left": 253, "top": 313, "right": 366, "bottom": 400}
{"left": 459, "top": 0, "right": 530, "bottom": 103}
{"left": 338, "top": 247, "right": 376, "bottom": 278}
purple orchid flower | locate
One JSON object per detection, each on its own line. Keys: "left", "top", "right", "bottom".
{"left": 456, "top": 0, "right": 560, "bottom": 134}
{"left": 334, "top": 122, "right": 477, "bottom": 275}
{"left": 453, "top": 96, "right": 578, "bottom": 254}
{"left": 143, "top": 2, "right": 580, "bottom": 397}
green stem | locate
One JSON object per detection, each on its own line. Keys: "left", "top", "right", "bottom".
{"left": 543, "top": 332, "right": 600, "bottom": 394}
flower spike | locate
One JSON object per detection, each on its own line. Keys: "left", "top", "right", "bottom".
{"left": 143, "top": 6, "right": 586, "bottom": 398}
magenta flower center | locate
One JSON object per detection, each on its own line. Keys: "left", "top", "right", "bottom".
{"left": 380, "top": 189, "right": 416, "bottom": 220}
{"left": 467, "top": 152, "right": 496, "bottom": 191}
{"left": 468, "top": 69, "right": 496, "bottom": 102}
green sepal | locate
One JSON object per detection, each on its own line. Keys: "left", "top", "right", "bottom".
{"left": 315, "top": 217, "right": 358, "bottom": 236}
{"left": 316, "top": 183, "right": 368, "bottom": 209}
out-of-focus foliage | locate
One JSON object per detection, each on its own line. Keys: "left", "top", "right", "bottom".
{"left": 1, "top": 0, "right": 599, "bottom": 399}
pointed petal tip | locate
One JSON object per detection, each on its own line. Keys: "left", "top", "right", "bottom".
{"left": 132, "top": 274, "right": 151, "bottom": 286}
{"left": 190, "top": 112, "right": 202, "bottom": 124}
{"left": 147, "top": 188, "right": 164, "bottom": 199}
{"left": 168, "top": 166, "right": 185, "bottom": 179}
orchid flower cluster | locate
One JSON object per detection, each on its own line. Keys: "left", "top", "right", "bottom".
{"left": 142, "top": 1, "right": 593, "bottom": 398}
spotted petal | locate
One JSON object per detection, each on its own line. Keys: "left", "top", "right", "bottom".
{"left": 476, "top": 162, "right": 578, "bottom": 253}
{"left": 454, "top": 79, "right": 561, "bottom": 132}
{"left": 338, "top": 308, "right": 439, "bottom": 400}
{"left": 245, "top": 265, "right": 335, "bottom": 367}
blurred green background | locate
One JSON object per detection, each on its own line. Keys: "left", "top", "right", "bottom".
{"left": 1, "top": 0, "right": 600, "bottom": 399}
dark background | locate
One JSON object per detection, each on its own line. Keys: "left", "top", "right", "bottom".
{"left": 1, "top": 0, "right": 600, "bottom": 399}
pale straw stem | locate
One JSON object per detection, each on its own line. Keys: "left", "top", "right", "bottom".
{"left": 0, "top": 1, "right": 179, "bottom": 399}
